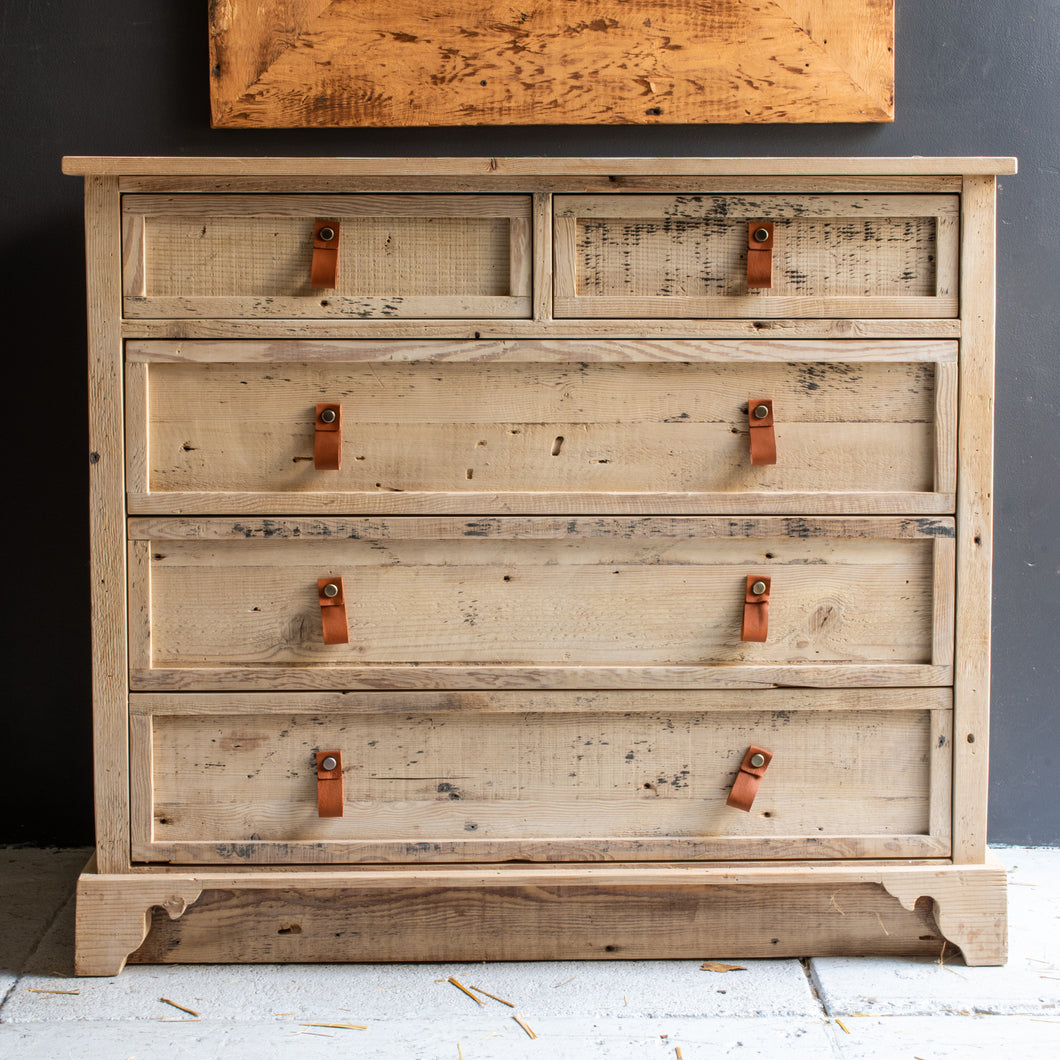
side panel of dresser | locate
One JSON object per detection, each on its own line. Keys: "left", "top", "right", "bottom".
{"left": 85, "top": 176, "right": 129, "bottom": 874}
{"left": 953, "top": 176, "right": 997, "bottom": 863}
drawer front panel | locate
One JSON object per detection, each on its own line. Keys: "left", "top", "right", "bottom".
{"left": 127, "top": 339, "right": 956, "bottom": 515}
{"left": 554, "top": 194, "right": 958, "bottom": 318}
{"left": 122, "top": 195, "right": 532, "bottom": 318}
{"left": 129, "top": 516, "right": 954, "bottom": 690}
{"left": 131, "top": 689, "right": 952, "bottom": 864}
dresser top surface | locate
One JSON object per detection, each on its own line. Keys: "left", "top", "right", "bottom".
{"left": 62, "top": 155, "right": 1018, "bottom": 178}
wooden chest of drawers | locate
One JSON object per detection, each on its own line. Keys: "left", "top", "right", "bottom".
{"left": 65, "top": 156, "right": 1014, "bottom": 974}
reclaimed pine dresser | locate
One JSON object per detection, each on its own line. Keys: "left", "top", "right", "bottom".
{"left": 64, "top": 156, "right": 1015, "bottom": 974}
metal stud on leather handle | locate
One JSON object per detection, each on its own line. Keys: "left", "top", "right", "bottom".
{"left": 310, "top": 219, "right": 340, "bottom": 288}
{"left": 314, "top": 403, "right": 341, "bottom": 470}
{"left": 748, "top": 398, "right": 777, "bottom": 465}
{"left": 316, "top": 750, "right": 344, "bottom": 817}
{"left": 740, "top": 574, "right": 771, "bottom": 642}
{"left": 317, "top": 576, "right": 349, "bottom": 645}
{"left": 747, "top": 221, "right": 774, "bottom": 289}
{"left": 726, "top": 745, "right": 773, "bottom": 811}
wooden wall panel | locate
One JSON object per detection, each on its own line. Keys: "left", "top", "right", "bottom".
{"left": 209, "top": 1, "right": 895, "bottom": 127}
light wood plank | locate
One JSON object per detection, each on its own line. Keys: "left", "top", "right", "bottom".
{"left": 126, "top": 491, "right": 957, "bottom": 518}
{"left": 84, "top": 176, "right": 129, "bottom": 874}
{"left": 130, "top": 663, "right": 954, "bottom": 692}
{"left": 929, "top": 708, "right": 954, "bottom": 846}
{"left": 124, "top": 193, "right": 533, "bottom": 218}
{"left": 131, "top": 687, "right": 953, "bottom": 717}
{"left": 934, "top": 361, "right": 959, "bottom": 497}
{"left": 131, "top": 689, "right": 949, "bottom": 864}
{"left": 115, "top": 175, "right": 968, "bottom": 195}
{"left": 133, "top": 358, "right": 943, "bottom": 503}
{"left": 123, "top": 363, "right": 149, "bottom": 499}
{"left": 63, "top": 156, "right": 1019, "bottom": 177}
{"left": 532, "top": 192, "right": 553, "bottom": 322}
{"left": 932, "top": 536, "right": 957, "bottom": 668}
{"left": 125, "top": 337, "right": 959, "bottom": 365}
{"left": 123, "top": 295, "right": 532, "bottom": 320}
{"left": 119, "top": 318, "right": 963, "bottom": 341}
{"left": 952, "top": 176, "right": 997, "bottom": 863}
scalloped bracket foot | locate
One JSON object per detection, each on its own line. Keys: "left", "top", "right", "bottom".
{"left": 75, "top": 864, "right": 204, "bottom": 976}
{"left": 880, "top": 856, "right": 1008, "bottom": 966}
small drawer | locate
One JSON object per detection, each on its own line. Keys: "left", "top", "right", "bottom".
{"left": 121, "top": 194, "right": 532, "bottom": 319}
{"left": 128, "top": 516, "right": 954, "bottom": 691}
{"left": 554, "top": 194, "right": 958, "bottom": 318}
{"left": 125, "top": 338, "right": 957, "bottom": 516}
{"left": 130, "top": 688, "right": 952, "bottom": 864}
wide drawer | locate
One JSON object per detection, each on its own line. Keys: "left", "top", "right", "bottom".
{"left": 128, "top": 516, "right": 954, "bottom": 690}
{"left": 130, "top": 689, "right": 953, "bottom": 864}
{"left": 554, "top": 194, "right": 958, "bottom": 318}
{"left": 126, "top": 339, "right": 957, "bottom": 516}
{"left": 121, "top": 194, "right": 532, "bottom": 318}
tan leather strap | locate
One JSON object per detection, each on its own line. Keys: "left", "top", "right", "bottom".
{"left": 741, "top": 575, "right": 771, "bottom": 642}
{"left": 726, "top": 745, "right": 773, "bottom": 811}
{"left": 314, "top": 403, "right": 342, "bottom": 470}
{"left": 318, "top": 577, "right": 349, "bottom": 645}
{"left": 748, "top": 398, "right": 777, "bottom": 465}
{"left": 747, "top": 221, "right": 774, "bottom": 289}
{"left": 316, "top": 751, "right": 344, "bottom": 818}
{"left": 310, "top": 220, "right": 340, "bottom": 288}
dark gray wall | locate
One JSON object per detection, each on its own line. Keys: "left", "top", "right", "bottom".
{"left": 2, "top": 2, "right": 1056, "bottom": 845}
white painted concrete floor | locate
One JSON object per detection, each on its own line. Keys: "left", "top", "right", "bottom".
{"left": 1, "top": 847, "right": 1057, "bottom": 1059}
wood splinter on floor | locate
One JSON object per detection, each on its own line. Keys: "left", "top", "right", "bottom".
{"left": 675, "top": 1047, "right": 684, "bottom": 1059}
{"left": 299, "top": 1022, "right": 368, "bottom": 1030}
{"left": 160, "top": 997, "right": 200, "bottom": 1017}
{"left": 835, "top": 1018, "right": 851, "bottom": 1034}
{"left": 699, "top": 962, "right": 746, "bottom": 973}
{"left": 447, "top": 976, "right": 484, "bottom": 1006}
{"left": 468, "top": 984, "right": 515, "bottom": 1007}
{"left": 27, "top": 989, "right": 81, "bottom": 995}
{"left": 512, "top": 1013, "right": 538, "bottom": 1039}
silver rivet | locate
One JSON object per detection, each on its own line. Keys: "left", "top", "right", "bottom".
{"left": 323, "top": 583, "right": 339, "bottom": 598}
{"left": 321, "top": 755, "right": 338, "bottom": 771}
{"left": 317, "top": 226, "right": 335, "bottom": 241}
{"left": 750, "top": 753, "right": 766, "bottom": 768}
{"left": 753, "top": 404, "right": 769, "bottom": 419}
{"left": 320, "top": 408, "right": 337, "bottom": 424}
{"left": 753, "top": 227, "right": 770, "bottom": 243}
{"left": 751, "top": 580, "right": 767, "bottom": 596}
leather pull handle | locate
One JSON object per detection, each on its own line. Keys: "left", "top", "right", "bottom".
{"left": 316, "top": 751, "right": 344, "bottom": 818}
{"left": 314, "top": 403, "right": 342, "bottom": 470}
{"left": 318, "top": 577, "right": 349, "bottom": 645}
{"left": 310, "top": 220, "right": 340, "bottom": 288}
{"left": 726, "top": 745, "right": 773, "bottom": 811}
{"left": 747, "top": 222, "right": 774, "bottom": 289}
{"left": 748, "top": 398, "right": 777, "bottom": 465}
{"left": 741, "top": 575, "right": 771, "bottom": 643}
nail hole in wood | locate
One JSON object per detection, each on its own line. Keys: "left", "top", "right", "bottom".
{"left": 552, "top": 436, "right": 564, "bottom": 456}
{"left": 967, "top": 733, "right": 976, "bottom": 743}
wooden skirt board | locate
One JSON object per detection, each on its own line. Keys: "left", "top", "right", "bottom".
{"left": 130, "top": 689, "right": 952, "bottom": 864}
{"left": 128, "top": 516, "right": 955, "bottom": 690}
{"left": 74, "top": 859, "right": 1007, "bottom": 976}
{"left": 126, "top": 340, "right": 957, "bottom": 515}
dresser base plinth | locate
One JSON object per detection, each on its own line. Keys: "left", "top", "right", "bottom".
{"left": 73, "top": 859, "right": 1007, "bottom": 975}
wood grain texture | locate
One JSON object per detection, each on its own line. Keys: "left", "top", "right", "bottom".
{"left": 130, "top": 689, "right": 950, "bottom": 864}
{"left": 952, "top": 177, "right": 997, "bottom": 863}
{"left": 84, "top": 177, "right": 130, "bottom": 874}
{"left": 128, "top": 516, "right": 952, "bottom": 688}
{"left": 129, "top": 355, "right": 950, "bottom": 511}
{"left": 207, "top": 0, "right": 894, "bottom": 127}
{"left": 63, "top": 156, "right": 1017, "bottom": 177}
{"left": 123, "top": 193, "right": 531, "bottom": 319}
{"left": 554, "top": 193, "right": 958, "bottom": 319}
